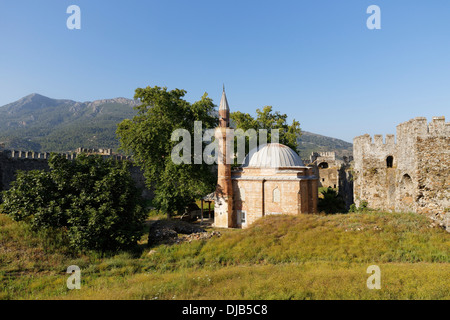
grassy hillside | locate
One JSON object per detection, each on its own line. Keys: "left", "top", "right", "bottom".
{"left": 1, "top": 211, "right": 449, "bottom": 300}
{"left": 297, "top": 131, "right": 353, "bottom": 160}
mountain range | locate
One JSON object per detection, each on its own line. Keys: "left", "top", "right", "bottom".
{"left": 0, "top": 93, "right": 353, "bottom": 159}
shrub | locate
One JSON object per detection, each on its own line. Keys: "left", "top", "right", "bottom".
{"left": 1, "top": 153, "right": 147, "bottom": 252}
{"left": 349, "top": 200, "right": 369, "bottom": 213}
{"left": 318, "top": 187, "right": 346, "bottom": 214}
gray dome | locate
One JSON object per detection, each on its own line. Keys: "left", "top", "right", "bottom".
{"left": 242, "top": 143, "right": 304, "bottom": 168}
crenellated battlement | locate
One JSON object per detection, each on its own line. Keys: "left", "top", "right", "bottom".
{"left": 353, "top": 133, "right": 396, "bottom": 147}
{"left": 311, "top": 151, "right": 336, "bottom": 158}
{"left": 353, "top": 116, "right": 450, "bottom": 147}
{"left": 1, "top": 148, "right": 131, "bottom": 161}
{"left": 353, "top": 116, "right": 450, "bottom": 230}
{"left": 397, "top": 116, "right": 449, "bottom": 138}
{"left": 75, "top": 147, "right": 113, "bottom": 155}
{"left": 0, "top": 147, "right": 152, "bottom": 199}
{"left": 310, "top": 151, "right": 337, "bottom": 163}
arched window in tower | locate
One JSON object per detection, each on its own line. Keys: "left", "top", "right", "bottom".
{"left": 273, "top": 187, "right": 280, "bottom": 203}
{"left": 400, "top": 174, "right": 413, "bottom": 198}
{"left": 318, "top": 162, "right": 329, "bottom": 169}
{"left": 386, "top": 156, "right": 394, "bottom": 168}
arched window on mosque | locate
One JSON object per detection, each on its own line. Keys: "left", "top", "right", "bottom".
{"left": 273, "top": 187, "right": 280, "bottom": 203}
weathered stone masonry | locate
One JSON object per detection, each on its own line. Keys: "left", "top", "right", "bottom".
{"left": 304, "top": 151, "right": 354, "bottom": 209}
{"left": 353, "top": 116, "right": 450, "bottom": 230}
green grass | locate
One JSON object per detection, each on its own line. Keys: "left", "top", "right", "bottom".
{"left": 0, "top": 211, "right": 449, "bottom": 300}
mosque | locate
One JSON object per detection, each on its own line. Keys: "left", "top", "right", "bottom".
{"left": 212, "top": 89, "right": 319, "bottom": 228}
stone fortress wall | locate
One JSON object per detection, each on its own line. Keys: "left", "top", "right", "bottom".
{"left": 353, "top": 116, "right": 450, "bottom": 230}
{"left": 304, "top": 151, "right": 354, "bottom": 209}
{"left": 0, "top": 147, "right": 152, "bottom": 199}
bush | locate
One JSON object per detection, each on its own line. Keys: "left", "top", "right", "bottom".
{"left": 1, "top": 153, "right": 147, "bottom": 252}
{"left": 318, "top": 187, "right": 346, "bottom": 214}
{"left": 349, "top": 200, "right": 369, "bottom": 213}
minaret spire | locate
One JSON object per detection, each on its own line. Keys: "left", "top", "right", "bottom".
{"left": 219, "top": 85, "right": 230, "bottom": 127}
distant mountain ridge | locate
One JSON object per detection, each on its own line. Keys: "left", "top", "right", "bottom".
{"left": 297, "top": 131, "right": 353, "bottom": 160}
{"left": 0, "top": 93, "right": 139, "bottom": 152}
{"left": 0, "top": 94, "right": 353, "bottom": 158}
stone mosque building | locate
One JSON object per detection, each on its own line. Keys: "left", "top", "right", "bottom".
{"left": 213, "top": 89, "right": 318, "bottom": 229}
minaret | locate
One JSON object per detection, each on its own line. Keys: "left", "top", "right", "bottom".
{"left": 219, "top": 84, "right": 230, "bottom": 128}
{"left": 214, "top": 86, "right": 234, "bottom": 228}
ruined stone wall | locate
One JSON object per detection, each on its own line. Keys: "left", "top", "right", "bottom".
{"left": 338, "top": 165, "right": 354, "bottom": 209}
{"left": 0, "top": 149, "right": 152, "bottom": 200}
{"left": 415, "top": 135, "right": 450, "bottom": 229}
{"left": 353, "top": 134, "right": 397, "bottom": 210}
{"left": 309, "top": 151, "right": 353, "bottom": 209}
{"left": 353, "top": 116, "right": 450, "bottom": 231}
{"left": 310, "top": 152, "right": 339, "bottom": 188}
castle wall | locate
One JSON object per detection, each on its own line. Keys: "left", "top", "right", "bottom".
{"left": 0, "top": 153, "right": 50, "bottom": 191}
{"left": 318, "top": 167, "right": 338, "bottom": 189}
{"left": 0, "top": 149, "right": 152, "bottom": 200}
{"left": 415, "top": 135, "right": 450, "bottom": 220}
{"left": 353, "top": 134, "right": 397, "bottom": 211}
{"left": 353, "top": 116, "right": 450, "bottom": 231}
{"left": 338, "top": 165, "right": 354, "bottom": 209}
{"left": 309, "top": 151, "right": 353, "bottom": 209}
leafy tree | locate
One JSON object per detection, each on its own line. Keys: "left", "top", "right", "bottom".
{"left": 229, "top": 106, "right": 301, "bottom": 168}
{"left": 1, "top": 153, "right": 146, "bottom": 252}
{"left": 230, "top": 106, "right": 301, "bottom": 152}
{"left": 116, "top": 86, "right": 218, "bottom": 216}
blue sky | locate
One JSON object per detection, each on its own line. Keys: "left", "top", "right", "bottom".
{"left": 1, "top": 0, "right": 449, "bottom": 142}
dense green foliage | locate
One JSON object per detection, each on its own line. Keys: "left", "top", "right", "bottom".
{"left": 231, "top": 106, "right": 301, "bottom": 152}
{"left": 116, "top": 86, "right": 218, "bottom": 215}
{"left": 1, "top": 154, "right": 146, "bottom": 252}
{"left": 318, "top": 187, "right": 346, "bottom": 214}
{"left": 349, "top": 200, "right": 370, "bottom": 213}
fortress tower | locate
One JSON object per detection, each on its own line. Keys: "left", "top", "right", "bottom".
{"left": 353, "top": 116, "right": 450, "bottom": 231}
